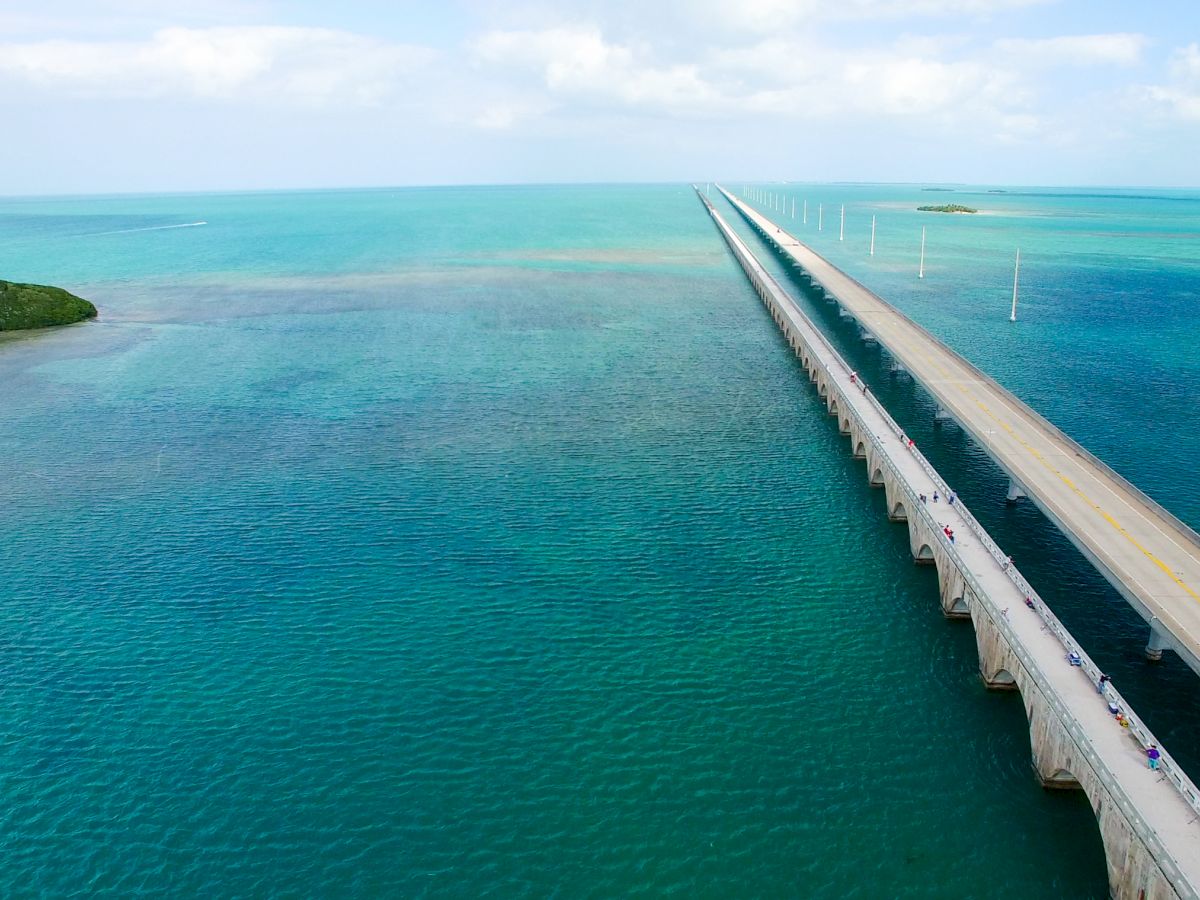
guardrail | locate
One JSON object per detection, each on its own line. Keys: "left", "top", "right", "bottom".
{"left": 697, "top": 187, "right": 1199, "bottom": 898}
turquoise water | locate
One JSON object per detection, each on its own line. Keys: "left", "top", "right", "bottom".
{"left": 2, "top": 181, "right": 1195, "bottom": 896}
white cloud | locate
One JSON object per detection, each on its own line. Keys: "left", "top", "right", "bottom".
{"left": 1140, "top": 43, "right": 1200, "bottom": 121}
{"left": 994, "top": 33, "right": 1148, "bottom": 66}
{"left": 471, "top": 26, "right": 719, "bottom": 111}
{"left": 1169, "top": 42, "right": 1200, "bottom": 82}
{"left": 516, "top": 0, "right": 1052, "bottom": 39}
{"left": 754, "top": 56, "right": 1023, "bottom": 137}
{"left": 471, "top": 99, "right": 552, "bottom": 130}
{"left": 0, "top": 26, "right": 436, "bottom": 106}
{"left": 0, "top": 2, "right": 269, "bottom": 39}
{"left": 852, "top": 0, "right": 1050, "bottom": 15}
{"left": 470, "top": 21, "right": 1036, "bottom": 142}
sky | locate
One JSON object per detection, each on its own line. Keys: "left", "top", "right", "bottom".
{"left": 1, "top": 0, "right": 1198, "bottom": 193}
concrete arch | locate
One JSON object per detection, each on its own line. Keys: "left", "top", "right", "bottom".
{"left": 1023, "top": 687, "right": 1085, "bottom": 788}
{"left": 870, "top": 467, "right": 885, "bottom": 487}
{"left": 973, "top": 605, "right": 1026, "bottom": 691}
{"left": 889, "top": 500, "right": 908, "bottom": 522}
{"left": 988, "top": 667, "right": 1019, "bottom": 691}
{"left": 904, "top": 508, "right": 939, "bottom": 566}
{"left": 828, "top": 397, "right": 839, "bottom": 416}
{"left": 840, "top": 417, "right": 852, "bottom": 435}
{"left": 1043, "top": 767, "right": 1081, "bottom": 791}
{"left": 934, "top": 559, "right": 971, "bottom": 620}
{"left": 882, "top": 477, "right": 905, "bottom": 521}
{"left": 1018, "top": 675, "right": 1173, "bottom": 898}
{"left": 853, "top": 441, "right": 866, "bottom": 459}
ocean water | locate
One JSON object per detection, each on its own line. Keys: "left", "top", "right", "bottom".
{"left": 1, "top": 181, "right": 1194, "bottom": 896}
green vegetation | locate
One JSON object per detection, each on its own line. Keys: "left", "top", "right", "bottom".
{"left": 0, "top": 279, "right": 97, "bottom": 331}
{"left": 917, "top": 204, "right": 978, "bottom": 214}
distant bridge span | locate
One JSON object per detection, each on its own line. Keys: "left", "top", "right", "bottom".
{"left": 696, "top": 185, "right": 1200, "bottom": 900}
{"left": 717, "top": 184, "right": 1200, "bottom": 678}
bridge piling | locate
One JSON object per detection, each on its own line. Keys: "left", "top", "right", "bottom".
{"left": 1147, "top": 618, "right": 1169, "bottom": 662}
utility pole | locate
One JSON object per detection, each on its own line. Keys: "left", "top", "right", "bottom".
{"left": 1010, "top": 248, "right": 1021, "bottom": 322}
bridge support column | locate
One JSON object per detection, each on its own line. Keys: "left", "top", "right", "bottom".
{"left": 1006, "top": 480, "right": 1027, "bottom": 503}
{"left": 1027, "top": 692, "right": 1084, "bottom": 790}
{"left": 937, "top": 567, "right": 970, "bottom": 619}
{"left": 883, "top": 478, "right": 907, "bottom": 522}
{"left": 861, "top": 329, "right": 877, "bottom": 344}
{"left": 974, "top": 609, "right": 1022, "bottom": 691}
{"left": 889, "top": 359, "right": 906, "bottom": 375}
{"left": 838, "top": 306, "right": 853, "bottom": 319}
{"left": 1145, "top": 617, "right": 1170, "bottom": 662}
{"left": 850, "top": 425, "right": 867, "bottom": 458}
{"left": 934, "top": 406, "right": 954, "bottom": 428}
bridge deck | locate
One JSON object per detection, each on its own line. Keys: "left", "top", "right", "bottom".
{"left": 718, "top": 186, "right": 1200, "bottom": 675}
{"left": 700, "top": 189, "right": 1200, "bottom": 895}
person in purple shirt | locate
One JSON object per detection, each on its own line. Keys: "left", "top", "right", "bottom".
{"left": 1147, "top": 745, "right": 1161, "bottom": 770}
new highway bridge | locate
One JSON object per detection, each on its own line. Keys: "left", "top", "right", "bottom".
{"left": 718, "top": 184, "right": 1200, "bottom": 678}
{"left": 696, "top": 185, "right": 1200, "bottom": 899}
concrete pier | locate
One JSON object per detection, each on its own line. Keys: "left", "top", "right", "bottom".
{"left": 697, "top": 186, "right": 1200, "bottom": 900}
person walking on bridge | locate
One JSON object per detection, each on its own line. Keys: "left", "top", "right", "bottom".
{"left": 1147, "top": 745, "right": 1161, "bottom": 770}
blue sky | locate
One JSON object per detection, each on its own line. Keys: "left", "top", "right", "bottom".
{"left": 1, "top": 0, "right": 1197, "bottom": 193}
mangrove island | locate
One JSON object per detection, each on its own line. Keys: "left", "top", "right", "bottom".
{"left": 0, "top": 279, "right": 97, "bottom": 331}
{"left": 917, "top": 204, "right": 978, "bottom": 214}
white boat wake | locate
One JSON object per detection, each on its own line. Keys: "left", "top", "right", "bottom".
{"left": 82, "top": 221, "right": 208, "bottom": 237}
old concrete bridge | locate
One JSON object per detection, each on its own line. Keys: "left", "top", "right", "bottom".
{"left": 723, "top": 185, "right": 1200, "bottom": 679}
{"left": 695, "top": 186, "right": 1200, "bottom": 900}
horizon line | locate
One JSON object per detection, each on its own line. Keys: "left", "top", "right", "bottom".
{"left": 2, "top": 178, "right": 1199, "bottom": 202}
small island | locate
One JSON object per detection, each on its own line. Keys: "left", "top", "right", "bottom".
{"left": 0, "top": 279, "right": 97, "bottom": 331}
{"left": 917, "top": 204, "right": 978, "bottom": 214}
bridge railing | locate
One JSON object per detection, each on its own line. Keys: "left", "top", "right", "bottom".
{"left": 701, "top": 188, "right": 1200, "bottom": 897}
{"left": 718, "top": 188, "right": 1200, "bottom": 825}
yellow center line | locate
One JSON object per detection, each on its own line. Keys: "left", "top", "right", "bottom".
{"left": 973, "top": 399, "right": 1200, "bottom": 603}
{"left": 735, "top": 195, "right": 1199, "bottom": 605}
